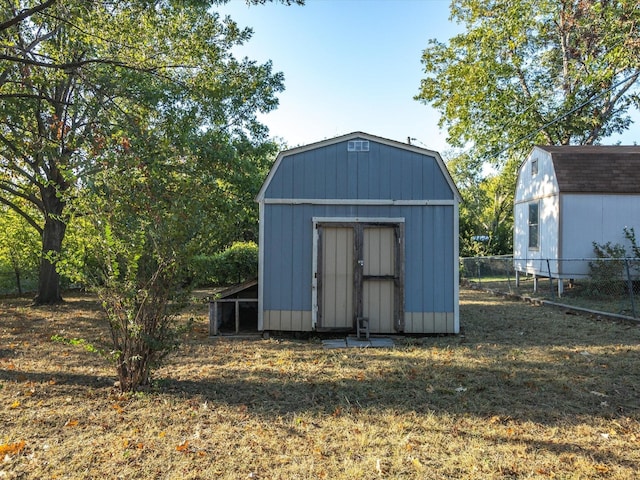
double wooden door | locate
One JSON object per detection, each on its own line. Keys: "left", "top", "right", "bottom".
{"left": 317, "top": 223, "right": 403, "bottom": 333}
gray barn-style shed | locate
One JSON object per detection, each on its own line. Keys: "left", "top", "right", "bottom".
{"left": 256, "top": 132, "right": 461, "bottom": 334}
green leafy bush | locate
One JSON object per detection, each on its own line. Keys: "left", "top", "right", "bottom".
{"left": 191, "top": 241, "right": 258, "bottom": 286}
{"left": 588, "top": 241, "right": 626, "bottom": 296}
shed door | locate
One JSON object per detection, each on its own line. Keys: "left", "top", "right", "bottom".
{"left": 319, "top": 226, "right": 354, "bottom": 329}
{"left": 360, "top": 227, "right": 396, "bottom": 333}
{"left": 317, "top": 223, "right": 403, "bottom": 332}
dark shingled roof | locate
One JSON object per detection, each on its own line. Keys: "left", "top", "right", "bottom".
{"left": 536, "top": 145, "right": 640, "bottom": 194}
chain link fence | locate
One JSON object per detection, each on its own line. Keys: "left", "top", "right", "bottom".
{"left": 460, "top": 256, "right": 640, "bottom": 319}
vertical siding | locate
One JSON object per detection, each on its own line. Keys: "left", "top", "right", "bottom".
{"left": 264, "top": 311, "right": 312, "bottom": 331}
{"left": 363, "top": 282, "right": 394, "bottom": 332}
{"left": 514, "top": 194, "right": 560, "bottom": 276}
{"left": 514, "top": 148, "right": 560, "bottom": 276}
{"left": 333, "top": 146, "right": 347, "bottom": 198}
{"left": 290, "top": 207, "right": 305, "bottom": 308}
{"left": 389, "top": 150, "right": 403, "bottom": 199}
{"left": 515, "top": 149, "right": 558, "bottom": 203}
{"left": 560, "top": 194, "right": 640, "bottom": 276}
{"left": 262, "top": 204, "right": 456, "bottom": 318}
{"left": 405, "top": 312, "right": 456, "bottom": 334}
{"left": 378, "top": 142, "right": 391, "bottom": 199}
{"left": 263, "top": 206, "right": 279, "bottom": 311}
{"left": 277, "top": 156, "right": 294, "bottom": 198}
{"left": 442, "top": 208, "right": 455, "bottom": 307}
{"left": 347, "top": 151, "right": 358, "bottom": 198}
{"left": 540, "top": 195, "right": 560, "bottom": 265}
{"left": 404, "top": 207, "right": 422, "bottom": 310}
{"left": 323, "top": 145, "right": 338, "bottom": 198}
{"left": 264, "top": 140, "right": 454, "bottom": 201}
{"left": 260, "top": 137, "right": 458, "bottom": 333}
{"left": 513, "top": 202, "right": 527, "bottom": 268}
{"left": 292, "top": 152, "right": 306, "bottom": 199}
{"left": 280, "top": 206, "right": 293, "bottom": 310}
{"left": 401, "top": 152, "right": 413, "bottom": 200}
{"left": 262, "top": 205, "right": 314, "bottom": 313}
{"left": 411, "top": 152, "right": 423, "bottom": 199}
{"left": 400, "top": 205, "right": 455, "bottom": 314}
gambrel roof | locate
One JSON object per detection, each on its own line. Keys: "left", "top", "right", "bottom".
{"left": 256, "top": 131, "right": 462, "bottom": 202}
{"left": 536, "top": 145, "right": 640, "bottom": 194}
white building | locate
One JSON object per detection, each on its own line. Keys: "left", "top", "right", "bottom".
{"left": 513, "top": 145, "right": 640, "bottom": 296}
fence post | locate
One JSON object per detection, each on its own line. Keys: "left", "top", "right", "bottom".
{"left": 546, "top": 259, "right": 555, "bottom": 299}
{"left": 505, "top": 259, "right": 512, "bottom": 292}
{"left": 209, "top": 300, "right": 219, "bottom": 336}
{"left": 624, "top": 259, "right": 637, "bottom": 318}
{"left": 476, "top": 259, "right": 481, "bottom": 285}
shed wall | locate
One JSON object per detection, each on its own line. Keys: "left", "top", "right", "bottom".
{"left": 264, "top": 140, "right": 454, "bottom": 201}
{"left": 514, "top": 148, "right": 558, "bottom": 203}
{"left": 559, "top": 194, "right": 640, "bottom": 277}
{"left": 261, "top": 204, "right": 456, "bottom": 332}
{"left": 514, "top": 148, "right": 561, "bottom": 276}
{"left": 513, "top": 195, "right": 560, "bottom": 275}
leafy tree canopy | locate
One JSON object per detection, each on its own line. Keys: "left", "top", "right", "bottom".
{"left": 418, "top": 0, "right": 640, "bottom": 255}
{"left": 0, "top": 0, "right": 289, "bottom": 302}
{"left": 0, "top": 203, "right": 40, "bottom": 293}
{"left": 417, "top": 0, "right": 640, "bottom": 168}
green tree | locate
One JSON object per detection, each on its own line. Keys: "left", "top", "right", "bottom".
{"left": 417, "top": 0, "right": 640, "bottom": 166}
{"left": 0, "top": 204, "right": 40, "bottom": 294}
{"left": 196, "top": 138, "right": 279, "bottom": 251}
{"left": 447, "top": 152, "right": 514, "bottom": 256}
{"left": 0, "top": 0, "right": 290, "bottom": 303}
{"left": 417, "top": 0, "right": 640, "bottom": 255}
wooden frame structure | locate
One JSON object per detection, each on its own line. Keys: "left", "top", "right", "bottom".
{"left": 208, "top": 279, "right": 258, "bottom": 336}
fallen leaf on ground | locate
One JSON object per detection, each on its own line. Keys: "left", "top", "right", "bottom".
{"left": 176, "top": 440, "right": 190, "bottom": 452}
{"left": 0, "top": 441, "right": 25, "bottom": 455}
{"left": 411, "top": 457, "right": 425, "bottom": 471}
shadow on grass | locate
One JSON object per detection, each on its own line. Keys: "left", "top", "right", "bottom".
{"left": 3, "top": 288, "right": 638, "bottom": 429}
{"left": 0, "top": 368, "right": 114, "bottom": 389}
{"left": 161, "top": 357, "right": 638, "bottom": 421}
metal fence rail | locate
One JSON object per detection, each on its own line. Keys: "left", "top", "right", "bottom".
{"left": 460, "top": 256, "right": 640, "bottom": 319}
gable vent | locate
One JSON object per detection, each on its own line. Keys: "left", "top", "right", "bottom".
{"left": 348, "top": 140, "right": 369, "bottom": 152}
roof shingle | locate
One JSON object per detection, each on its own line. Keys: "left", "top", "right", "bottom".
{"left": 536, "top": 145, "right": 640, "bottom": 194}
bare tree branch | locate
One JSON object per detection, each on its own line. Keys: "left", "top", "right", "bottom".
{"left": 0, "top": 53, "right": 195, "bottom": 74}
{"left": 0, "top": 0, "right": 57, "bottom": 32}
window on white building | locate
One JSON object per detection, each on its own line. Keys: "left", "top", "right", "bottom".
{"left": 528, "top": 201, "right": 539, "bottom": 249}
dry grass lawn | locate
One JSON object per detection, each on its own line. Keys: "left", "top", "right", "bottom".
{"left": 1, "top": 288, "right": 639, "bottom": 479}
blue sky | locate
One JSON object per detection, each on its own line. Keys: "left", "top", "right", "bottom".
{"left": 218, "top": 0, "right": 637, "bottom": 152}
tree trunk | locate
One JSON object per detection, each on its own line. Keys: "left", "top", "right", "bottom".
{"left": 34, "top": 188, "right": 67, "bottom": 305}
{"left": 14, "top": 268, "right": 22, "bottom": 295}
